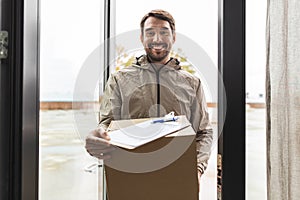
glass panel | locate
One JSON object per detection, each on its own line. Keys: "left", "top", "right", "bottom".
{"left": 113, "top": 1, "right": 218, "bottom": 199}
{"left": 39, "top": 0, "right": 103, "bottom": 199}
{"left": 246, "top": 0, "right": 267, "bottom": 199}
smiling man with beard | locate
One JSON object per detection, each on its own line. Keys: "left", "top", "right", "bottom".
{"left": 85, "top": 9, "right": 213, "bottom": 191}
{"left": 140, "top": 11, "right": 175, "bottom": 64}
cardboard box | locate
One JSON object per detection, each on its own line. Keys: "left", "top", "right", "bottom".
{"left": 104, "top": 116, "right": 199, "bottom": 200}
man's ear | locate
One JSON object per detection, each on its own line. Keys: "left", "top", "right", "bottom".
{"left": 172, "top": 32, "right": 176, "bottom": 43}
{"left": 140, "top": 33, "right": 143, "bottom": 43}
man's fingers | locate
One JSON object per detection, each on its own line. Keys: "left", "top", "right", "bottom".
{"left": 87, "top": 135, "right": 110, "bottom": 145}
{"left": 85, "top": 128, "right": 113, "bottom": 159}
{"left": 86, "top": 146, "right": 116, "bottom": 153}
{"left": 99, "top": 130, "right": 110, "bottom": 140}
{"left": 92, "top": 127, "right": 110, "bottom": 140}
{"left": 94, "top": 153, "right": 111, "bottom": 160}
{"left": 87, "top": 150, "right": 113, "bottom": 160}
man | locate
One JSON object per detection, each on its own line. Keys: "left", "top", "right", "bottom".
{"left": 85, "top": 9, "right": 213, "bottom": 183}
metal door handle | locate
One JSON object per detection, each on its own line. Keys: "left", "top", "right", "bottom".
{"left": 0, "top": 31, "right": 8, "bottom": 60}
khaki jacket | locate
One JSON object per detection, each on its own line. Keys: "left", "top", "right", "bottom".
{"left": 99, "top": 55, "right": 213, "bottom": 174}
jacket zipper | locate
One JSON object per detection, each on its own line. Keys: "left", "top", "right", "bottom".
{"left": 156, "top": 71, "right": 160, "bottom": 116}
{"left": 150, "top": 59, "right": 172, "bottom": 117}
{"left": 150, "top": 64, "right": 164, "bottom": 117}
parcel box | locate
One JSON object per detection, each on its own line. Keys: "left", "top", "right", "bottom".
{"left": 104, "top": 116, "right": 199, "bottom": 200}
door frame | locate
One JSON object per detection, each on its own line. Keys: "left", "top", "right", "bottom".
{"left": 0, "top": 0, "right": 28, "bottom": 199}
{"left": 1, "top": 0, "right": 245, "bottom": 199}
{"left": 22, "top": 0, "right": 40, "bottom": 199}
{"left": 218, "top": 0, "right": 245, "bottom": 200}
{"left": 0, "top": 0, "right": 39, "bottom": 199}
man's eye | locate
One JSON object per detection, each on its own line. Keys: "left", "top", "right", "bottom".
{"left": 146, "top": 31, "right": 155, "bottom": 37}
{"left": 160, "top": 31, "right": 170, "bottom": 36}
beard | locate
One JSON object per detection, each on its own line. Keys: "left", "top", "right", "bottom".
{"left": 145, "top": 47, "right": 170, "bottom": 63}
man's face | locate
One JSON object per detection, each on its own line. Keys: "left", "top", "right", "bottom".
{"left": 140, "top": 17, "right": 176, "bottom": 64}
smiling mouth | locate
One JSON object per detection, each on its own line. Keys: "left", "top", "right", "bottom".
{"left": 149, "top": 43, "right": 167, "bottom": 50}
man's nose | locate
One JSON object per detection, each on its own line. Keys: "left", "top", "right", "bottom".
{"left": 153, "top": 32, "right": 163, "bottom": 42}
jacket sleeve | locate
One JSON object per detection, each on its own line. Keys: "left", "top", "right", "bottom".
{"left": 98, "top": 74, "right": 122, "bottom": 130}
{"left": 190, "top": 79, "right": 213, "bottom": 175}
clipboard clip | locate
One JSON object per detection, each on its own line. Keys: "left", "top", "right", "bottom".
{"left": 152, "top": 111, "right": 179, "bottom": 124}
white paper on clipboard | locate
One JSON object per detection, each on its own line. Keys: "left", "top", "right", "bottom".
{"left": 108, "top": 116, "right": 190, "bottom": 149}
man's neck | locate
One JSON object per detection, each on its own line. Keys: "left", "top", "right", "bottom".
{"left": 147, "top": 55, "right": 171, "bottom": 66}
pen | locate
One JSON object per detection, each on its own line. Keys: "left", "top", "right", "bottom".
{"left": 152, "top": 116, "right": 179, "bottom": 123}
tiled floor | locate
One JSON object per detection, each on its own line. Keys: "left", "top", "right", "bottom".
{"left": 39, "top": 108, "right": 266, "bottom": 200}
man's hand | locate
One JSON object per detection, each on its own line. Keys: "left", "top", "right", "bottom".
{"left": 85, "top": 127, "right": 115, "bottom": 160}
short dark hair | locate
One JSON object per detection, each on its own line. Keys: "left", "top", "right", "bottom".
{"left": 140, "top": 9, "right": 175, "bottom": 34}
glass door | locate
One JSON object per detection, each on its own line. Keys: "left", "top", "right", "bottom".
{"left": 39, "top": 1, "right": 219, "bottom": 199}
{"left": 246, "top": 0, "right": 267, "bottom": 199}
{"left": 39, "top": 0, "right": 104, "bottom": 199}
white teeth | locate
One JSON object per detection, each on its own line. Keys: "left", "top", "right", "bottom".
{"left": 151, "top": 44, "right": 164, "bottom": 50}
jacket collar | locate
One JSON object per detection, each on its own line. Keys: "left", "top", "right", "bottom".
{"left": 134, "top": 55, "right": 181, "bottom": 70}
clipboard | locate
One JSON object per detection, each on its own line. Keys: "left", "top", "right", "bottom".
{"left": 107, "top": 115, "right": 191, "bottom": 149}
